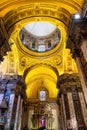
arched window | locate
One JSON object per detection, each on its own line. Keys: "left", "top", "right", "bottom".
{"left": 48, "top": 41, "right": 51, "bottom": 48}
{"left": 32, "top": 42, "right": 35, "bottom": 49}
{"left": 38, "top": 45, "right": 45, "bottom": 52}
{"left": 40, "top": 90, "right": 46, "bottom": 101}
{"left": 21, "top": 33, "right": 24, "bottom": 42}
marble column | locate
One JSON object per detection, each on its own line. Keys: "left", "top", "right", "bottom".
{"left": 80, "top": 40, "right": 87, "bottom": 62}
{"left": 78, "top": 91, "right": 87, "bottom": 127}
{"left": 18, "top": 99, "right": 23, "bottom": 130}
{"left": 67, "top": 92, "right": 78, "bottom": 130}
{"left": 57, "top": 74, "right": 87, "bottom": 130}
{"left": 61, "top": 94, "right": 67, "bottom": 129}
{"left": 13, "top": 95, "right": 21, "bottom": 130}
{"left": 75, "top": 56, "right": 87, "bottom": 104}
{"left": 4, "top": 93, "right": 15, "bottom": 130}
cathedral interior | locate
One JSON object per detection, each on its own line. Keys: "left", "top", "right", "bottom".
{"left": 0, "top": 0, "right": 87, "bottom": 130}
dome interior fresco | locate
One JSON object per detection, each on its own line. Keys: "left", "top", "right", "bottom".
{"left": 20, "top": 22, "right": 60, "bottom": 52}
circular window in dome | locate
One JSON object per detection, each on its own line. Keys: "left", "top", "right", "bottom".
{"left": 20, "top": 22, "right": 61, "bottom": 52}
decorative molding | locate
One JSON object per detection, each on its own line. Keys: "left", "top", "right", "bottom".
{"left": 58, "top": 73, "right": 82, "bottom": 92}
{"left": 3, "top": 5, "right": 70, "bottom": 33}
{"left": 23, "top": 63, "right": 59, "bottom": 80}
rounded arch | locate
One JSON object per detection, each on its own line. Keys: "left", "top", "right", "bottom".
{"left": 23, "top": 63, "right": 59, "bottom": 81}
{"left": 23, "top": 63, "right": 59, "bottom": 99}
{"left": 3, "top": 2, "right": 71, "bottom": 34}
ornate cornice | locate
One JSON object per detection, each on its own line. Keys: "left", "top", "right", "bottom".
{"left": 0, "top": 0, "right": 82, "bottom": 15}
{"left": 58, "top": 73, "right": 82, "bottom": 92}
{"left": 3, "top": 5, "right": 70, "bottom": 34}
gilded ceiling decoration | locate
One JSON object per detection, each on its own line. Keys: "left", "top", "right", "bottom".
{"left": 0, "top": 0, "right": 83, "bottom": 98}
{"left": 20, "top": 22, "right": 60, "bottom": 53}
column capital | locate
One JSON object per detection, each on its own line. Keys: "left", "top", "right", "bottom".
{"left": 58, "top": 74, "right": 82, "bottom": 93}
